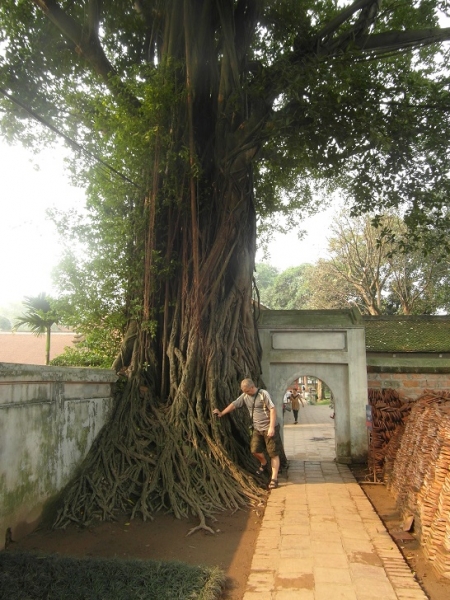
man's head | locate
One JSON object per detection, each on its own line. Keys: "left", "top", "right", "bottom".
{"left": 241, "top": 378, "right": 256, "bottom": 393}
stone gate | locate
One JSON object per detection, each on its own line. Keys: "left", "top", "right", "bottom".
{"left": 257, "top": 308, "right": 368, "bottom": 463}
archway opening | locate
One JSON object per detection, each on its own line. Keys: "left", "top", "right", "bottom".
{"left": 281, "top": 375, "right": 336, "bottom": 461}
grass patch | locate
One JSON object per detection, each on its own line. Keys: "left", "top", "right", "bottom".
{"left": 0, "top": 551, "right": 225, "bottom": 600}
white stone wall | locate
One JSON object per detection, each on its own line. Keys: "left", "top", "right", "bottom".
{"left": 0, "top": 362, "right": 116, "bottom": 548}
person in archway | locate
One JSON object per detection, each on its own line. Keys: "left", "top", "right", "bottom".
{"left": 290, "top": 386, "right": 304, "bottom": 424}
{"left": 213, "top": 378, "right": 282, "bottom": 490}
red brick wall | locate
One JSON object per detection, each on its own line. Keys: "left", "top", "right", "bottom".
{"left": 367, "top": 372, "right": 450, "bottom": 400}
{"left": 0, "top": 332, "right": 76, "bottom": 365}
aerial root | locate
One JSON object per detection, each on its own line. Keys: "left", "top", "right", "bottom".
{"left": 186, "top": 515, "right": 216, "bottom": 537}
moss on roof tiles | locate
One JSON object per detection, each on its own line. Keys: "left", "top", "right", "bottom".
{"left": 363, "top": 315, "right": 450, "bottom": 353}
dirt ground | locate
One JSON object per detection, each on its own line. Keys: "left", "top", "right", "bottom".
{"left": 6, "top": 507, "right": 263, "bottom": 600}
{"left": 7, "top": 471, "right": 450, "bottom": 600}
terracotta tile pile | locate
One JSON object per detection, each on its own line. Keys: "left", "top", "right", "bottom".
{"left": 384, "top": 391, "right": 450, "bottom": 579}
{"left": 367, "top": 389, "right": 412, "bottom": 482}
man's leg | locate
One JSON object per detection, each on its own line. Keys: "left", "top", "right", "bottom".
{"left": 266, "top": 425, "right": 286, "bottom": 487}
{"left": 265, "top": 431, "right": 281, "bottom": 484}
{"left": 251, "top": 431, "right": 269, "bottom": 474}
{"left": 252, "top": 451, "right": 267, "bottom": 467}
{"left": 270, "top": 454, "right": 280, "bottom": 481}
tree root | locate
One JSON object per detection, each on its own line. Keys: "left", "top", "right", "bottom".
{"left": 53, "top": 378, "right": 267, "bottom": 532}
{"left": 186, "top": 515, "right": 216, "bottom": 537}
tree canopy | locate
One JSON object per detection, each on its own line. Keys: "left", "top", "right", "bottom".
{"left": 258, "top": 213, "right": 449, "bottom": 314}
{"left": 1, "top": 0, "right": 450, "bottom": 529}
{"left": 2, "top": 2, "right": 450, "bottom": 243}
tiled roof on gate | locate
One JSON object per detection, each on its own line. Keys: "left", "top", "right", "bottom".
{"left": 363, "top": 315, "right": 450, "bottom": 353}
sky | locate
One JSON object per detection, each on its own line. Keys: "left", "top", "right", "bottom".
{"left": 0, "top": 143, "right": 85, "bottom": 306}
{"left": 256, "top": 207, "right": 334, "bottom": 270}
{"left": 0, "top": 141, "right": 335, "bottom": 308}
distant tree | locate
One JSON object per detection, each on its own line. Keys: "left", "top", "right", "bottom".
{"left": 254, "top": 263, "right": 279, "bottom": 305}
{"left": 0, "top": 302, "right": 26, "bottom": 326}
{"left": 307, "top": 259, "right": 361, "bottom": 311}
{"left": 14, "top": 294, "right": 60, "bottom": 365}
{"left": 0, "top": 316, "right": 11, "bottom": 331}
{"left": 265, "top": 265, "right": 313, "bottom": 309}
{"left": 309, "top": 213, "right": 448, "bottom": 315}
{"left": 384, "top": 247, "right": 447, "bottom": 315}
{"left": 50, "top": 248, "right": 127, "bottom": 366}
{"left": 326, "top": 214, "right": 395, "bottom": 315}
{"left": 427, "top": 262, "right": 450, "bottom": 314}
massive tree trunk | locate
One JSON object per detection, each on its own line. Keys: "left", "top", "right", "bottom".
{"left": 54, "top": 99, "right": 270, "bottom": 528}
{"left": 53, "top": 0, "right": 271, "bottom": 525}
{"left": 55, "top": 159, "right": 268, "bottom": 530}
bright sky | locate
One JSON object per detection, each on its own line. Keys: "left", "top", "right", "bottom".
{"left": 256, "top": 207, "right": 334, "bottom": 270}
{"left": 0, "top": 143, "right": 85, "bottom": 306}
{"left": 0, "top": 141, "right": 335, "bottom": 307}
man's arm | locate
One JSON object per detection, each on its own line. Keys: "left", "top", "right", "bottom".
{"left": 213, "top": 403, "right": 236, "bottom": 418}
{"left": 267, "top": 406, "right": 277, "bottom": 436}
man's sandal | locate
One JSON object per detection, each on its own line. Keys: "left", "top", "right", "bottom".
{"left": 268, "top": 479, "right": 278, "bottom": 489}
{"left": 255, "top": 464, "right": 268, "bottom": 476}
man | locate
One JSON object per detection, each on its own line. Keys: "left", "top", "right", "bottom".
{"left": 213, "top": 378, "right": 282, "bottom": 489}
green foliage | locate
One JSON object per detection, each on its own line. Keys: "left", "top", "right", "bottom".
{"left": 50, "top": 347, "right": 111, "bottom": 369}
{"left": 260, "top": 264, "right": 314, "bottom": 309}
{"left": 1, "top": 2, "right": 450, "bottom": 349}
{"left": 254, "top": 263, "right": 280, "bottom": 297}
{"left": 50, "top": 328, "right": 121, "bottom": 369}
{"left": 2, "top": 1, "right": 450, "bottom": 256}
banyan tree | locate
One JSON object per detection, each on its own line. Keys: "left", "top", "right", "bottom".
{"left": 1, "top": 1, "right": 450, "bottom": 530}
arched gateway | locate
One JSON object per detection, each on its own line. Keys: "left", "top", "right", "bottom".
{"left": 258, "top": 308, "right": 368, "bottom": 464}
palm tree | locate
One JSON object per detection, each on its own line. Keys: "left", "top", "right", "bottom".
{"left": 14, "top": 294, "right": 59, "bottom": 365}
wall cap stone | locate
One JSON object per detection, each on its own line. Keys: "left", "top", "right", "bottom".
{"left": 258, "top": 308, "right": 363, "bottom": 329}
{"left": 0, "top": 362, "right": 117, "bottom": 383}
{"left": 367, "top": 354, "right": 450, "bottom": 374}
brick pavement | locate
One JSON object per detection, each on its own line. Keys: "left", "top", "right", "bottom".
{"left": 242, "top": 404, "right": 427, "bottom": 599}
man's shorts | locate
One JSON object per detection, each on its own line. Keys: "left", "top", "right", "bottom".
{"left": 250, "top": 424, "right": 283, "bottom": 458}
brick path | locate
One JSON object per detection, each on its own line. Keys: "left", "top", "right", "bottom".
{"left": 242, "top": 405, "right": 427, "bottom": 599}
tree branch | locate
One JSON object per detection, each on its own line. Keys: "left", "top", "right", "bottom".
{"left": 352, "top": 27, "right": 450, "bottom": 54}
{"left": 313, "top": 0, "right": 379, "bottom": 43}
{"left": 87, "top": 0, "right": 101, "bottom": 39}
{"left": 32, "top": 0, "right": 140, "bottom": 109}
{"left": 234, "top": 0, "right": 263, "bottom": 66}
{"left": 264, "top": 24, "right": 450, "bottom": 109}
